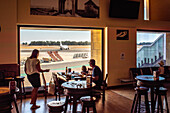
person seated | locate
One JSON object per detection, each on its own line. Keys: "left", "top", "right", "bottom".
{"left": 81, "top": 65, "right": 88, "bottom": 75}
{"left": 89, "top": 59, "right": 103, "bottom": 90}
{"left": 158, "top": 60, "right": 165, "bottom": 77}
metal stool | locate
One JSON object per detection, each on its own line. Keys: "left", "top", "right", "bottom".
{"left": 154, "top": 87, "right": 169, "bottom": 113}
{"left": 80, "top": 96, "right": 97, "bottom": 113}
{"left": 131, "top": 86, "right": 150, "bottom": 113}
{"left": 47, "top": 101, "right": 65, "bottom": 113}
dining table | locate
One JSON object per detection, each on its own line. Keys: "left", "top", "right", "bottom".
{"left": 57, "top": 72, "right": 86, "bottom": 81}
{"left": 136, "top": 75, "right": 165, "bottom": 113}
{"left": 61, "top": 80, "right": 95, "bottom": 113}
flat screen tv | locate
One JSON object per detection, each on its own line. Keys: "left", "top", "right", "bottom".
{"left": 109, "top": 0, "right": 140, "bottom": 19}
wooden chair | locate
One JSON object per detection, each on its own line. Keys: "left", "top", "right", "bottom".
{"left": 154, "top": 87, "right": 169, "bottom": 113}
{"left": 131, "top": 87, "right": 150, "bottom": 113}
{"left": 52, "top": 72, "right": 64, "bottom": 101}
{"left": 140, "top": 67, "right": 152, "bottom": 75}
{"left": 80, "top": 96, "right": 97, "bottom": 113}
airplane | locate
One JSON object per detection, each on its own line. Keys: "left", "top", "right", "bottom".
{"left": 60, "top": 41, "right": 69, "bottom": 50}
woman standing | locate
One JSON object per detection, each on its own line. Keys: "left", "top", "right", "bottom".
{"left": 25, "top": 49, "right": 50, "bottom": 109}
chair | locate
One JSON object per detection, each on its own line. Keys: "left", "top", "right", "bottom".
{"left": 80, "top": 96, "right": 97, "bottom": 113}
{"left": 131, "top": 86, "right": 150, "bottom": 113}
{"left": 120, "top": 68, "right": 141, "bottom": 84}
{"left": 3, "top": 70, "right": 26, "bottom": 102}
{"left": 154, "top": 87, "right": 169, "bottom": 113}
{"left": 9, "top": 80, "right": 20, "bottom": 113}
{"left": 140, "top": 67, "right": 152, "bottom": 75}
{"left": 52, "top": 73, "right": 64, "bottom": 101}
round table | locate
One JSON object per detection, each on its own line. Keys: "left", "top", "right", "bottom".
{"left": 61, "top": 80, "right": 95, "bottom": 113}
{"left": 136, "top": 75, "right": 165, "bottom": 113}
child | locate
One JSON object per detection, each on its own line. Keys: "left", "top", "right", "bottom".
{"left": 158, "top": 60, "right": 165, "bottom": 77}
{"left": 81, "top": 65, "right": 88, "bottom": 75}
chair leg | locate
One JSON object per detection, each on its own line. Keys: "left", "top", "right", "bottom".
{"left": 64, "top": 96, "right": 69, "bottom": 113}
{"left": 59, "top": 92, "right": 60, "bottom": 101}
{"left": 138, "top": 94, "right": 141, "bottom": 113}
{"left": 81, "top": 102, "right": 84, "bottom": 113}
{"left": 134, "top": 94, "right": 139, "bottom": 113}
{"left": 87, "top": 107, "right": 89, "bottom": 113}
{"left": 154, "top": 94, "right": 158, "bottom": 109}
{"left": 131, "top": 93, "right": 137, "bottom": 113}
{"left": 55, "top": 93, "right": 58, "bottom": 101}
{"left": 164, "top": 95, "right": 169, "bottom": 113}
{"left": 93, "top": 102, "right": 97, "bottom": 113}
{"left": 22, "top": 81, "right": 26, "bottom": 99}
{"left": 13, "top": 94, "right": 19, "bottom": 113}
{"left": 145, "top": 93, "right": 150, "bottom": 113}
{"left": 158, "top": 95, "right": 163, "bottom": 113}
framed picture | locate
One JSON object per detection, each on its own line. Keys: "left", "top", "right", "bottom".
{"left": 116, "top": 30, "right": 129, "bottom": 40}
{"left": 30, "top": 0, "right": 99, "bottom": 18}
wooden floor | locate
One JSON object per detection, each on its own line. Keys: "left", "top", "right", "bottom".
{"left": 11, "top": 90, "right": 133, "bottom": 113}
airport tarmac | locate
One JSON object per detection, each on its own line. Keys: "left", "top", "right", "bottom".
{"left": 20, "top": 45, "right": 91, "bottom": 87}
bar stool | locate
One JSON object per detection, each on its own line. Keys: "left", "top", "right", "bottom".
{"left": 15, "top": 76, "right": 26, "bottom": 101}
{"left": 154, "top": 87, "right": 169, "bottom": 113}
{"left": 47, "top": 101, "right": 65, "bottom": 113}
{"left": 131, "top": 86, "right": 150, "bottom": 113}
{"left": 80, "top": 96, "right": 97, "bottom": 113}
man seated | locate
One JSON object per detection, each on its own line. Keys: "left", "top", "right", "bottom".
{"left": 89, "top": 59, "right": 103, "bottom": 90}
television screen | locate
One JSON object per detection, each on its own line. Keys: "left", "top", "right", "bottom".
{"left": 109, "top": 0, "right": 140, "bottom": 19}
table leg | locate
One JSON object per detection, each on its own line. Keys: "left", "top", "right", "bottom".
{"left": 150, "top": 87, "right": 155, "bottom": 113}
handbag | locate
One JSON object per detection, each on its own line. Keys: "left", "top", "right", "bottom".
{"left": 48, "top": 78, "right": 55, "bottom": 95}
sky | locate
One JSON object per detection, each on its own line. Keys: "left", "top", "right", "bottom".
{"left": 137, "top": 32, "right": 163, "bottom": 44}
{"left": 20, "top": 29, "right": 91, "bottom": 44}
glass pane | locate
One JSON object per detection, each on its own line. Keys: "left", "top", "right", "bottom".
{"left": 137, "top": 31, "right": 166, "bottom": 67}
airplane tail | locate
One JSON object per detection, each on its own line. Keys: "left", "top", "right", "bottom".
{"left": 60, "top": 41, "right": 62, "bottom": 46}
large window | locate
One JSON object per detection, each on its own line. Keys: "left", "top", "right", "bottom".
{"left": 19, "top": 26, "right": 103, "bottom": 87}
{"left": 136, "top": 31, "right": 169, "bottom": 67}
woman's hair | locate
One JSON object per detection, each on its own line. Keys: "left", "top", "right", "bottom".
{"left": 82, "top": 65, "right": 87, "bottom": 72}
{"left": 30, "top": 49, "right": 39, "bottom": 58}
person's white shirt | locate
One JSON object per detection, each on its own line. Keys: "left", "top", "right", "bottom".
{"left": 25, "top": 58, "right": 40, "bottom": 75}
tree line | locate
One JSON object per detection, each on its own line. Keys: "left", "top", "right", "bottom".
{"left": 137, "top": 42, "right": 152, "bottom": 45}
{"left": 22, "top": 41, "right": 91, "bottom": 46}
